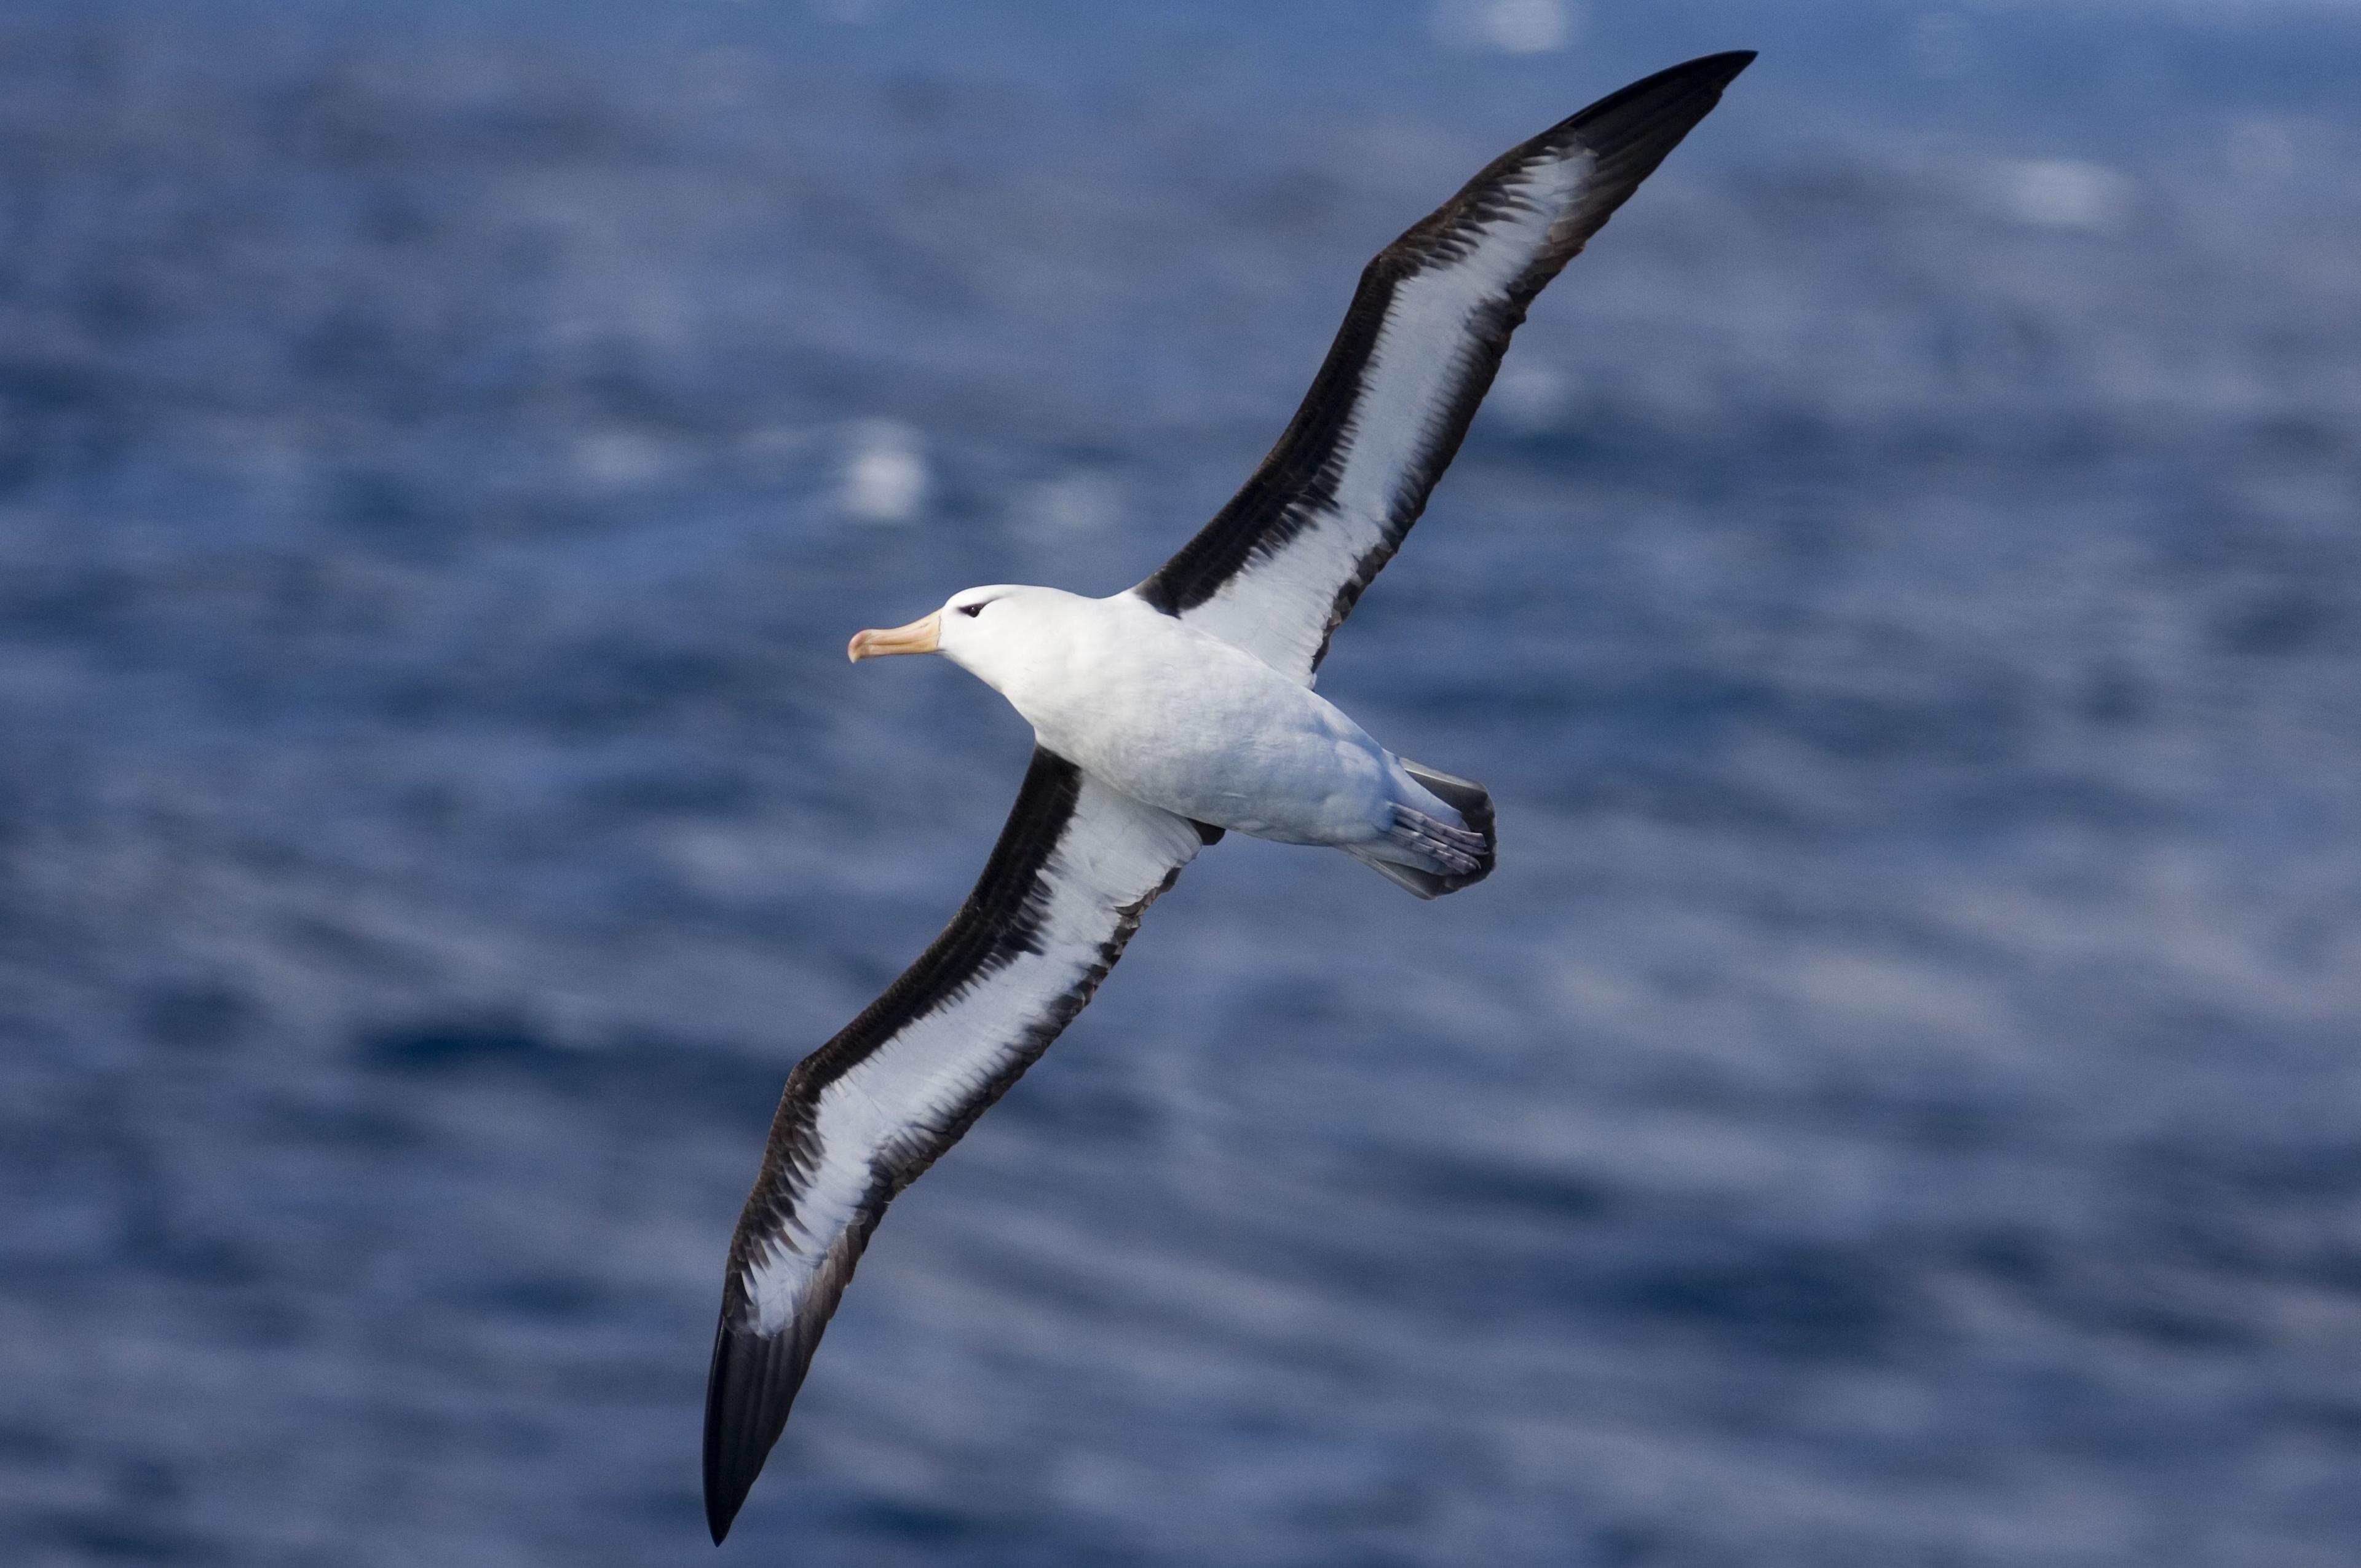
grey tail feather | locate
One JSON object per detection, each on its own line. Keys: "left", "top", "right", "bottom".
{"left": 1361, "top": 857, "right": 1453, "bottom": 900}
{"left": 1365, "top": 761, "right": 1496, "bottom": 899}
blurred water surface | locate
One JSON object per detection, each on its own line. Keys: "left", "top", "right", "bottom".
{"left": 4, "top": 2, "right": 2360, "bottom": 1564}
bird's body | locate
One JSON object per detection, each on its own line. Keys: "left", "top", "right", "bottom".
{"left": 702, "top": 50, "right": 1756, "bottom": 1542}
{"left": 936, "top": 586, "right": 1471, "bottom": 867}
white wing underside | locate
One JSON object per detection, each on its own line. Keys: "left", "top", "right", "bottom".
{"left": 705, "top": 751, "right": 1202, "bottom": 1537}
{"left": 741, "top": 776, "right": 1200, "bottom": 1332}
{"left": 1168, "top": 152, "right": 1596, "bottom": 684}
{"left": 1136, "top": 52, "right": 1752, "bottom": 684}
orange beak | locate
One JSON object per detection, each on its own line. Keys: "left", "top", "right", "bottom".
{"left": 847, "top": 611, "right": 943, "bottom": 663}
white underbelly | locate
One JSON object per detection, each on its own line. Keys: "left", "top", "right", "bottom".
{"left": 1013, "top": 624, "right": 1399, "bottom": 845}
{"left": 1064, "top": 715, "right": 1393, "bottom": 843}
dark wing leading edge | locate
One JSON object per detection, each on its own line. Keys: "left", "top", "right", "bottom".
{"left": 703, "top": 749, "right": 1204, "bottom": 1542}
{"left": 1134, "top": 52, "right": 1754, "bottom": 683}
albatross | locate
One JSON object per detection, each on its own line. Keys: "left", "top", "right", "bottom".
{"left": 704, "top": 50, "right": 1754, "bottom": 1542}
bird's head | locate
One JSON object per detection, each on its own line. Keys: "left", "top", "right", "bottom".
{"left": 847, "top": 585, "right": 1064, "bottom": 692}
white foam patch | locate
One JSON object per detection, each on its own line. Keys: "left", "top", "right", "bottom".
{"left": 1993, "top": 159, "right": 2132, "bottom": 232}
{"left": 839, "top": 419, "right": 931, "bottom": 523}
{"left": 1431, "top": 0, "right": 1584, "bottom": 56}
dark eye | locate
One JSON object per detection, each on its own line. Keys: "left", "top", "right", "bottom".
{"left": 957, "top": 603, "right": 984, "bottom": 618}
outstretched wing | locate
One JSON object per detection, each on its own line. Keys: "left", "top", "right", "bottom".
{"left": 1134, "top": 51, "right": 1754, "bottom": 683}
{"left": 703, "top": 748, "right": 1204, "bottom": 1542}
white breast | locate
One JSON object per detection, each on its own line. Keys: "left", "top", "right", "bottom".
{"left": 985, "top": 593, "right": 1400, "bottom": 845}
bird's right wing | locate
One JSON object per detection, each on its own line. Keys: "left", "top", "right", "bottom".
{"left": 1134, "top": 52, "right": 1753, "bottom": 683}
{"left": 703, "top": 747, "right": 1205, "bottom": 1542}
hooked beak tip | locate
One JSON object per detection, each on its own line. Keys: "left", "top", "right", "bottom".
{"left": 847, "top": 611, "right": 942, "bottom": 663}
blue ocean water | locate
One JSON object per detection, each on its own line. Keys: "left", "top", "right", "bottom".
{"left": 3, "top": 3, "right": 2359, "bottom": 1564}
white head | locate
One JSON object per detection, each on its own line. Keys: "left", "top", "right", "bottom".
{"left": 847, "top": 584, "right": 1067, "bottom": 694}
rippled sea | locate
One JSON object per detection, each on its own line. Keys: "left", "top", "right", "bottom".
{"left": 5, "top": 3, "right": 2360, "bottom": 1564}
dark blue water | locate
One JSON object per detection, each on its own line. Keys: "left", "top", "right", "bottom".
{"left": 4, "top": 3, "right": 2360, "bottom": 1563}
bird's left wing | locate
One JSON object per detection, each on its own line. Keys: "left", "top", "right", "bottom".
{"left": 1134, "top": 52, "right": 1753, "bottom": 683}
{"left": 703, "top": 747, "right": 1204, "bottom": 1542}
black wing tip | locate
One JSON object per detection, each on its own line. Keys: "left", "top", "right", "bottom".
{"left": 703, "top": 1313, "right": 809, "bottom": 1545}
{"left": 1692, "top": 49, "right": 1760, "bottom": 85}
{"left": 1619, "top": 49, "right": 1758, "bottom": 100}
{"left": 1564, "top": 49, "right": 1757, "bottom": 145}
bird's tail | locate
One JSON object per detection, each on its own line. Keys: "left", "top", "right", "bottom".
{"left": 1349, "top": 760, "right": 1497, "bottom": 899}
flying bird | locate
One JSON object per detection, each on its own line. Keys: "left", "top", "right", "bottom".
{"left": 703, "top": 50, "right": 1754, "bottom": 1543}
